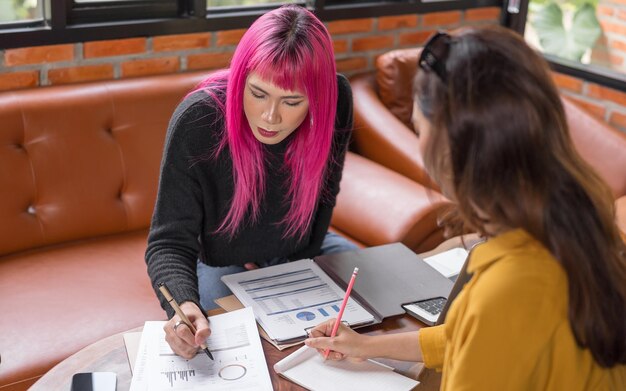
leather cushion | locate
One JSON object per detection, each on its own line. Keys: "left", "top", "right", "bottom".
{"left": 332, "top": 152, "right": 448, "bottom": 252}
{"left": 0, "top": 72, "right": 206, "bottom": 257}
{"left": 0, "top": 230, "right": 165, "bottom": 389}
{"left": 375, "top": 48, "right": 421, "bottom": 128}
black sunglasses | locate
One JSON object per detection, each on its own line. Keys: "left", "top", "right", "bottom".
{"left": 418, "top": 31, "right": 452, "bottom": 83}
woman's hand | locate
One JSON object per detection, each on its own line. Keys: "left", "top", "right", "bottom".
{"left": 304, "top": 319, "right": 371, "bottom": 361}
{"left": 244, "top": 262, "right": 259, "bottom": 270}
{"left": 164, "top": 301, "right": 211, "bottom": 359}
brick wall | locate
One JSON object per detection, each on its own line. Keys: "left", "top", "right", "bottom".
{"left": 594, "top": 0, "right": 626, "bottom": 71}
{"left": 553, "top": 72, "right": 626, "bottom": 131}
{"left": 2, "top": 6, "right": 626, "bottom": 133}
{"left": 0, "top": 8, "right": 499, "bottom": 91}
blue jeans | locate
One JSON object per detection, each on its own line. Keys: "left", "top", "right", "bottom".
{"left": 197, "top": 232, "right": 358, "bottom": 310}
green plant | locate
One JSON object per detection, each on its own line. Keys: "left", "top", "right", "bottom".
{"left": 531, "top": 1, "right": 602, "bottom": 62}
{"left": 0, "top": 0, "right": 36, "bottom": 22}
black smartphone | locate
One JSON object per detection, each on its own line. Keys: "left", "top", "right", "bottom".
{"left": 70, "top": 372, "right": 117, "bottom": 391}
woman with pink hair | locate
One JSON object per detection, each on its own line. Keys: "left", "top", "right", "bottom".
{"left": 145, "top": 4, "right": 357, "bottom": 358}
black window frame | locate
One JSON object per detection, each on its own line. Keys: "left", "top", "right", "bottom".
{"left": 504, "top": 0, "right": 626, "bottom": 93}
{"left": 69, "top": 0, "right": 181, "bottom": 24}
{"left": 0, "top": 0, "right": 501, "bottom": 49}
{"left": 315, "top": 0, "right": 500, "bottom": 20}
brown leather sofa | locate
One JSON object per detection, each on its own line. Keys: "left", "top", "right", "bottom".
{"left": 0, "top": 71, "right": 447, "bottom": 390}
{"left": 351, "top": 48, "right": 626, "bottom": 234}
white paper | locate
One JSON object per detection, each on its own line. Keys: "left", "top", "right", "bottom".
{"left": 123, "top": 331, "right": 142, "bottom": 374}
{"left": 129, "top": 307, "right": 273, "bottom": 391}
{"left": 221, "top": 259, "right": 375, "bottom": 342}
{"left": 274, "top": 346, "right": 419, "bottom": 391}
{"left": 424, "top": 247, "right": 468, "bottom": 279}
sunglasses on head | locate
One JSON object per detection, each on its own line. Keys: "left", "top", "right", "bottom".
{"left": 418, "top": 31, "right": 452, "bottom": 83}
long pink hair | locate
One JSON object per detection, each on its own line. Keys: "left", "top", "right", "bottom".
{"left": 193, "top": 5, "right": 338, "bottom": 240}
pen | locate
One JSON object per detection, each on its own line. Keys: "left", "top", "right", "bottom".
{"left": 158, "top": 282, "right": 214, "bottom": 361}
{"left": 324, "top": 267, "right": 359, "bottom": 360}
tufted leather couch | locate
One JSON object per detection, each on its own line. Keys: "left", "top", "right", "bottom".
{"left": 0, "top": 70, "right": 447, "bottom": 390}
{"left": 351, "top": 48, "right": 626, "bottom": 235}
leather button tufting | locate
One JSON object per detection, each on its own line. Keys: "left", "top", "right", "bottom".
{"left": 27, "top": 205, "right": 36, "bottom": 215}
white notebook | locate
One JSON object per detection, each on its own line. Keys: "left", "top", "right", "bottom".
{"left": 274, "top": 346, "right": 419, "bottom": 391}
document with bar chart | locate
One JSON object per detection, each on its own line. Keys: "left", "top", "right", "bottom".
{"left": 221, "top": 259, "right": 376, "bottom": 343}
{"left": 129, "top": 307, "right": 272, "bottom": 391}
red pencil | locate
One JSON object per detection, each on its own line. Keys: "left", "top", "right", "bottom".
{"left": 324, "top": 267, "right": 359, "bottom": 360}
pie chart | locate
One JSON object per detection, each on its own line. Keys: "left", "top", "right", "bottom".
{"left": 296, "top": 311, "right": 316, "bottom": 321}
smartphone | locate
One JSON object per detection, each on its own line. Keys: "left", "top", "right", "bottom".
{"left": 70, "top": 372, "right": 117, "bottom": 391}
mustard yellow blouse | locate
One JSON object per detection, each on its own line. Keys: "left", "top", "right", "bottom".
{"left": 419, "top": 229, "right": 626, "bottom": 390}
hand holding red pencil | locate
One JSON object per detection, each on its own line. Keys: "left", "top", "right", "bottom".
{"left": 323, "top": 267, "right": 359, "bottom": 360}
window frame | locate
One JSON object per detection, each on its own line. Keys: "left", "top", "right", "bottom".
{"left": 315, "top": 0, "right": 501, "bottom": 21}
{"left": 0, "top": 0, "right": 501, "bottom": 49}
{"left": 69, "top": 0, "right": 181, "bottom": 24}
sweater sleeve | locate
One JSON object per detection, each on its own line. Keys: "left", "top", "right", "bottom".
{"left": 145, "top": 94, "right": 215, "bottom": 318}
{"left": 289, "top": 74, "right": 353, "bottom": 260}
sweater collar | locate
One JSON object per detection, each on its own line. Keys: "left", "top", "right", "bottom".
{"left": 467, "top": 229, "right": 535, "bottom": 273}
{"left": 261, "top": 130, "right": 296, "bottom": 155}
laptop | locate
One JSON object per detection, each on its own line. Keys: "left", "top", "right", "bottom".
{"left": 402, "top": 246, "right": 476, "bottom": 326}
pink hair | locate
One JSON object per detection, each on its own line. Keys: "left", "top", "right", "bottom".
{"left": 193, "top": 5, "right": 338, "bottom": 240}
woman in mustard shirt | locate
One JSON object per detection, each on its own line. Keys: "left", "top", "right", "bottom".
{"left": 305, "top": 26, "right": 626, "bottom": 390}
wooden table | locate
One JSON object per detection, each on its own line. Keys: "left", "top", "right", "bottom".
{"left": 30, "top": 312, "right": 441, "bottom": 390}
{"left": 31, "top": 236, "right": 481, "bottom": 390}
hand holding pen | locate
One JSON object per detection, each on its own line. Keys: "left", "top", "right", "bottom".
{"left": 324, "top": 267, "right": 358, "bottom": 359}
{"left": 304, "top": 267, "right": 368, "bottom": 361}
{"left": 158, "top": 282, "right": 214, "bottom": 361}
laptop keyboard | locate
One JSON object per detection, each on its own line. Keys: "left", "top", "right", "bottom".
{"left": 415, "top": 297, "right": 446, "bottom": 316}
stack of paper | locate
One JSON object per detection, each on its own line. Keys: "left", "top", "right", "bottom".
{"left": 423, "top": 247, "right": 468, "bottom": 280}
{"left": 222, "top": 259, "right": 375, "bottom": 344}
{"left": 129, "top": 307, "right": 273, "bottom": 391}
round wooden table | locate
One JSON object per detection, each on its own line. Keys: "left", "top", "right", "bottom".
{"left": 31, "top": 236, "right": 479, "bottom": 390}
{"left": 30, "top": 314, "right": 441, "bottom": 390}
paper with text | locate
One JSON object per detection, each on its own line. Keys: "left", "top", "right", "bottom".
{"left": 424, "top": 247, "right": 468, "bottom": 279}
{"left": 274, "top": 346, "right": 419, "bottom": 391}
{"left": 221, "top": 259, "right": 375, "bottom": 342}
{"left": 129, "top": 307, "right": 272, "bottom": 391}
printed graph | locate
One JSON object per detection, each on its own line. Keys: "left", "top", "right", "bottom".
{"left": 161, "top": 367, "right": 196, "bottom": 388}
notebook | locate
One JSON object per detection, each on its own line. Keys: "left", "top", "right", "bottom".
{"left": 274, "top": 345, "right": 419, "bottom": 391}
{"left": 222, "top": 243, "right": 454, "bottom": 344}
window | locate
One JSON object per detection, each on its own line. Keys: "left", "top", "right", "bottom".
{"left": 0, "top": 0, "right": 499, "bottom": 49}
{"left": 207, "top": 0, "right": 298, "bottom": 8}
{"left": 506, "top": 0, "right": 625, "bottom": 91}
{"left": 70, "top": 0, "right": 180, "bottom": 24}
{"left": 0, "top": 0, "right": 44, "bottom": 23}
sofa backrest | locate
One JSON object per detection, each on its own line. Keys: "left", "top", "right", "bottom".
{"left": 0, "top": 71, "right": 208, "bottom": 257}
{"left": 375, "top": 48, "right": 626, "bottom": 199}
{"left": 375, "top": 48, "right": 420, "bottom": 128}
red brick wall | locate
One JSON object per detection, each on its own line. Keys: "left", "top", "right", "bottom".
{"left": 595, "top": 0, "right": 626, "bottom": 70}
{"left": 0, "top": 8, "right": 499, "bottom": 91}
{"left": 2, "top": 7, "right": 625, "bottom": 133}
{"left": 553, "top": 71, "right": 626, "bottom": 131}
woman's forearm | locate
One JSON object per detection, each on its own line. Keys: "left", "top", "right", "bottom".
{"left": 362, "top": 331, "right": 423, "bottom": 362}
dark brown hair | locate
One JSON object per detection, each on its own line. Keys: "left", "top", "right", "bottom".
{"left": 415, "top": 25, "right": 626, "bottom": 367}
